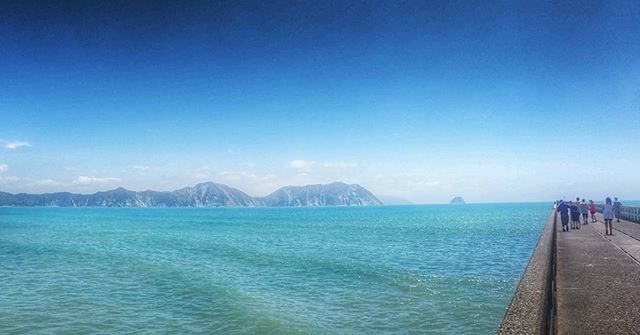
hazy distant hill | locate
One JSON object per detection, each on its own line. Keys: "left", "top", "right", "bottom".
{"left": 0, "top": 182, "right": 382, "bottom": 207}
{"left": 450, "top": 196, "right": 466, "bottom": 204}
{"left": 172, "top": 182, "right": 262, "bottom": 207}
{"left": 262, "top": 182, "right": 383, "bottom": 207}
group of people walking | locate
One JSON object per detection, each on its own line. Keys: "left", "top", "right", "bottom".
{"left": 555, "top": 197, "right": 623, "bottom": 235}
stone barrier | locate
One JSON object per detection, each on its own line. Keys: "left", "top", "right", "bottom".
{"left": 595, "top": 204, "right": 640, "bottom": 223}
{"left": 498, "top": 210, "right": 556, "bottom": 335}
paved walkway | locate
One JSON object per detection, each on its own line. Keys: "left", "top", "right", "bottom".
{"left": 555, "top": 215, "right": 640, "bottom": 334}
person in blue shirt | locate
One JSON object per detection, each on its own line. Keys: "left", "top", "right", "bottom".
{"left": 556, "top": 200, "right": 571, "bottom": 232}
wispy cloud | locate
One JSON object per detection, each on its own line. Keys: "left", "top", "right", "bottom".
{"left": 192, "top": 165, "right": 213, "bottom": 179}
{"left": 0, "top": 140, "right": 31, "bottom": 150}
{"left": 0, "top": 176, "right": 20, "bottom": 183}
{"left": 323, "top": 161, "right": 357, "bottom": 168}
{"left": 128, "top": 165, "right": 150, "bottom": 171}
{"left": 289, "top": 160, "right": 315, "bottom": 169}
{"left": 0, "top": 164, "right": 7, "bottom": 173}
{"left": 35, "top": 179, "right": 64, "bottom": 187}
{"left": 290, "top": 160, "right": 357, "bottom": 170}
{"left": 72, "top": 176, "right": 121, "bottom": 185}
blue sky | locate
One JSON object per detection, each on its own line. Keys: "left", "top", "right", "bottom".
{"left": 1, "top": 0, "right": 639, "bottom": 203}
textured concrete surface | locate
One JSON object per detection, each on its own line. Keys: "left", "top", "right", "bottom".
{"left": 601, "top": 214, "right": 640, "bottom": 240}
{"left": 498, "top": 211, "right": 555, "bottom": 335}
{"left": 555, "top": 217, "right": 640, "bottom": 335}
{"left": 591, "top": 214, "right": 640, "bottom": 262}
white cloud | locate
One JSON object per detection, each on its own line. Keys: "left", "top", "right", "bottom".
{"left": 289, "top": 160, "right": 315, "bottom": 169}
{"left": 129, "top": 165, "right": 150, "bottom": 171}
{"left": 0, "top": 164, "right": 7, "bottom": 173}
{"left": 73, "top": 176, "right": 121, "bottom": 185}
{"left": 1, "top": 140, "right": 31, "bottom": 150}
{"left": 35, "top": 179, "right": 64, "bottom": 187}
{"left": 0, "top": 176, "right": 20, "bottom": 183}
{"left": 323, "top": 161, "right": 357, "bottom": 168}
{"left": 219, "top": 170, "right": 277, "bottom": 183}
{"left": 289, "top": 160, "right": 357, "bottom": 170}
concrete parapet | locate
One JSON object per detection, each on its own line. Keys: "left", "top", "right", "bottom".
{"left": 595, "top": 204, "right": 640, "bottom": 223}
{"left": 497, "top": 210, "right": 556, "bottom": 335}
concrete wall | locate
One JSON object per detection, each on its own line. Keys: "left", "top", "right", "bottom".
{"left": 595, "top": 205, "right": 640, "bottom": 223}
{"left": 618, "top": 206, "right": 640, "bottom": 223}
{"left": 498, "top": 210, "right": 556, "bottom": 335}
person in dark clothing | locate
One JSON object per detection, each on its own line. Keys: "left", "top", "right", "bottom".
{"left": 613, "top": 197, "right": 623, "bottom": 222}
{"left": 556, "top": 200, "right": 570, "bottom": 232}
{"left": 569, "top": 201, "right": 581, "bottom": 229}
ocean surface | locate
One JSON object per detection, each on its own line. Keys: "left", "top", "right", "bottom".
{"left": 0, "top": 204, "right": 550, "bottom": 334}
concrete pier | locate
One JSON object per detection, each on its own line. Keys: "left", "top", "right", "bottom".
{"left": 556, "top": 214, "right": 640, "bottom": 334}
{"left": 499, "top": 207, "right": 640, "bottom": 334}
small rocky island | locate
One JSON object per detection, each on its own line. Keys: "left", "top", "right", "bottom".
{"left": 449, "top": 196, "right": 466, "bottom": 204}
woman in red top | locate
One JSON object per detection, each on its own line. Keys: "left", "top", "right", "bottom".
{"left": 589, "top": 200, "right": 597, "bottom": 223}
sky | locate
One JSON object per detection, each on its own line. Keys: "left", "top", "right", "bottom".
{"left": 1, "top": 0, "right": 639, "bottom": 203}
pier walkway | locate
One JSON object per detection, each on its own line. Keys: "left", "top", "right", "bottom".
{"left": 556, "top": 214, "right": 640, "bottom": 334}
{"left": 500, "top": 208, "right": 640, "bottom": 334}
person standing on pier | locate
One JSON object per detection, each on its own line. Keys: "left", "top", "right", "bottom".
{"left": 589, "top": 200, "right": 597, "bottom": 223}
{"left": 580, "top": 199, "right": 589, "bottom": 225}
{"left": 613, "top": 197, "right": 623, "bottom": 222}
{"left": 556, "top": 200, "right": 570, "bottom": 232}
{"left": 603, "top": 197, "right": 615, "bottom": 235}
{"left": 570, "top": 201, "right": 581, "bottom": 229}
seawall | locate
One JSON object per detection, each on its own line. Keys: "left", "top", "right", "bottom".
{"left": 497, "top": 210, "right": 556, "bottom": 334}
{"left": 595, "top": 204, "right": 640, "bottom": 223}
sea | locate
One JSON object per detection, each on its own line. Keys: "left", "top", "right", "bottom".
{"left": 0, "top": 203, "right": 551, "bottom": 334}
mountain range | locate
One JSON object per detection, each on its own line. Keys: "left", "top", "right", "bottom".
{"left": 0, "top": 182, "right": 383, "bottom": 207}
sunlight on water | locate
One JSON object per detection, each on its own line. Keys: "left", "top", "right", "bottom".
{"left": 0, "top": 204, "right": 549, "bottom": 334}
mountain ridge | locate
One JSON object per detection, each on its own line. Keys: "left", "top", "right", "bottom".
{"left": 0, "top": 182, "right": 383, "bottom": 207}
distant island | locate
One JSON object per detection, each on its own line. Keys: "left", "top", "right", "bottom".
{"left": 0, "top": 182, "right": 383, "bottom": 207}
{"left": 449, "top": 196, "right": 465, "bottom": 204}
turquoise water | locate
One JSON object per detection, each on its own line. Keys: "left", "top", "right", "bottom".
{"left": 0, "top": 204, "right": 550, "bottom": 334}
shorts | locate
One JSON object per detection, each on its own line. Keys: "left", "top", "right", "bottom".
{"left": 571, "top": 212, "right": 580, "bottom": 221}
